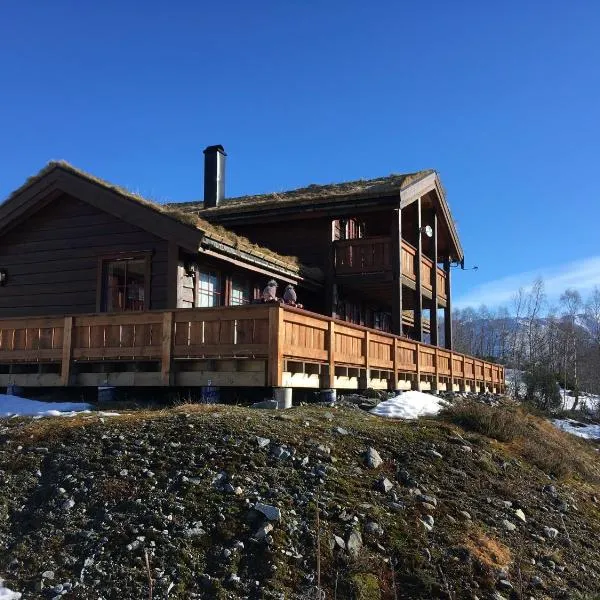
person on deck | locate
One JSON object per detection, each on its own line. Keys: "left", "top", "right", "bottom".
{"left": 283, "top": 284, "right": 303, "bottom": 309}
{"left": 262, "top": 280, "right": 278, "bottom": 303}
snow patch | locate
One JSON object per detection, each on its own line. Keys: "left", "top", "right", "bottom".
{"left": 370, "top": 391, "right": 448, "bottom": 420}
{"left": 0, "top": 579, "right": 21, "bottom": 600}
{"left": 553, "top": 418, "right": 600, "bottom": 440}
{"left": 0, "top": 394, "right": 121, "bottom": 418}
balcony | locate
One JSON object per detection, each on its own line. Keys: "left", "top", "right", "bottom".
{"left": 333, "top": 237, "right": 447, "bottom": 301}
{"left": 0, "top": 304, "right": 503, "bottom": 393}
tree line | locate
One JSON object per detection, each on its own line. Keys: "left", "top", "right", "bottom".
{"left": 452, "top": 280, "right": 600, "bottom": 411}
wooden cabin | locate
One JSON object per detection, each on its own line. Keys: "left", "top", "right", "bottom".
{"left": 0, "top": 147, "right": 503, "bottom": 395}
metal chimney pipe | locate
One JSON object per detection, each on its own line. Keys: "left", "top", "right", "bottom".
{"left": 203, "top": 145, "right": 226, "bottom": 208}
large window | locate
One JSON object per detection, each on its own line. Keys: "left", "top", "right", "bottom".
{"left": 198, "top": 270, "right": 221, "bottom": 307}
{"left": 101, "top": 256, "right": 148, "bottom": 312}
{"left": 230, "top": 276, "right": 250, "bottom": 306}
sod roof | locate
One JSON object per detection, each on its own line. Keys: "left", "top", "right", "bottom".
{"left": 3, "top": 162, "right": 321, "bottom": 280}
{"left": 171, "top": 170, "right": 435, "bottom": 215}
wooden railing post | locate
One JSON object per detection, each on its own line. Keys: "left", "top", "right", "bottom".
{"left": 360, "top": 330, "right": 371, "bottom": 388}
{"left": 268, "top": 305, "right": 283, "bottom": 387}
{"left": 390, "top": 337, "right": 399, "bottom": 391}
{"left": 433, "top": 347, "right": 439, "bottom": 392}
{"left": 60, "top": 316, "right": 73, "bottom": 386}
{"left": 161, "top": 311, "right": 174, "bottom": 386}
{"left": 449, "top": 351, "right": 454, "bottom": 393}
{"left": 326, "top": 320, "right": 335, "bottom": 389}
{"left": 415, "top": 344, "right": 421, "bottom": 391}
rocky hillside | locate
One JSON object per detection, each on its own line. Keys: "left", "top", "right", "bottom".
{"left": 1, "top": 398, "right": 600, "bottom": 599}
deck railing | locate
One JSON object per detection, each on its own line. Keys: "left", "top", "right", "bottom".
{"left": 334, "top": 237, "right": 447, "bottom": 301}
{"left": 0, "top": 305, "right": 504, "bottom": 392}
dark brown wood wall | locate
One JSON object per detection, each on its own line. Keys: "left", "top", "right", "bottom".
{"left": 0, "top": 194, "right": 169, "bottom": 317}
{"left": 226, "top": 219, "right": 331, "bottom": 267}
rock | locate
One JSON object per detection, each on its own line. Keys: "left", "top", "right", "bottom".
{"left": 256, "top": 437, "right": 270, "bottom": 448}
{"left": 417, "top": 494, "right": 438, "bottom": 507}
{"left": 460, "top": 445, "right": 473, "bottom": 453}
{"left": 254, "top": 523, "right": 274, "bottom": 540}
{"left": 421, "top": 502, "right": 436, "bottom": 512}
{"left": 459, "top": 510, "right": 472, "bottom": 520}
{"left": 420, "top": 515, "right": 434, "bottom": 531}
{"left": 255, "top": 503, "right": 281, "bottom": 521}
{"left": 184, "top": 527, "right": 206, "bottom": 538}
{"left": 428, "top": 448, "right": 443, "bottom": 459}
{"left": 497, "top": 579, "right": 513, "bottom": 591}
{"left": 365, "top": 447, "right": 383, "bottom": 469}
{"left": 347, "top": 530, "right": 363, "bottom": 557}
{"left": 332, "top": 535, "right": 345, "bottom": 550}
{"left": 323, "top": 412, "right": 334, "bottom": 421}
{"left": 334, "top": 427, "right": 349, "bottom": 436}
{"left": 543, "top": 526, "right": 559, "bottom": 539}
{"left": 61, "top": 498, "right": 75, "bottom": 511}
{"left": 515, "top": 509, "right": 526, "bottom": 523}
{"left": 531, "top": 575, "right": 544, "bottom": 588}
{"left": 377, "top": 477, "right": 394, "bottom": 493}
{"left": 41, "top": 571, "right": 55, "bottom": 580}
{"left": 364, "top": 522, "right": 383, "bottom": 536}
{"left": 502, "top": 520, "right": 517, "bottom": 532}
{"left": 250, "top": 400, "right": 279, "bottom": 410}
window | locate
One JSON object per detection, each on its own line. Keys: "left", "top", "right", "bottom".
{"left": 198, "top": 270, "right": 221, "bottom": 307}
{"left": 101, "top": 256, "right": 148, "bottom": 312}
{"left": 230, "top": 277, "right": 250, "bottom": 306}
{"left": 333, "top": 218, "right": 364, "bottom": 241}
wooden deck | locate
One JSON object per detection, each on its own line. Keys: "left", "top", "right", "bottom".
{"left": 0, "top": 305, "right": 504, "bottom": 393}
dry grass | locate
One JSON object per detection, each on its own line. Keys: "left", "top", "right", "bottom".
{"left": 8, "top": 402, "right": 226, "bottom": 443}
{"left": 444, "top": 400, "right": 600, "bottom": 482}
{"left": 464, "top": 529, "right": 511, "bottom": 570}
{"left": 445, "top": 401, "right": 525, "bottom": 442}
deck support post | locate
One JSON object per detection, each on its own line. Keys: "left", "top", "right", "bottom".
{"left": 431, "top": 211, "right": 439, "bottom": 347}
{"left": 391, "top": 207, "right": 403, "bottom": 336}
{"left": 444, "top": 257, "right": 453, "bottom": 349}
{"left": 60, "top": 316, "right": 74, "bottom": 386}
{"left": 326, "top": 221, "right": 338, "bottom": 318}
{"left": 161, "top": 311, "right": 174, "bottom": 385}
{"left": 268, "top": 305, "right": 283, "bottom": 387}
{"left": 415, "top": 197, "right": 424, "bottom": 342}
{"left": 320, "top": 320, "right": 336, "bottom": 390}
{"left": 359, "top": 330, "right": 371, "bottom": 389}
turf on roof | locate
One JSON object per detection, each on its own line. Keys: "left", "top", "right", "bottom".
{"left": 4, "top": 161, "right": 312, "bottom": 277}
{"left": 171, "top": 170, "right": 435, "bottom": 213}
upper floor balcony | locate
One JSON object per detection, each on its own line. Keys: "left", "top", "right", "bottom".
{"left": 333, "top": 236, "right": 447, "bottom": 303}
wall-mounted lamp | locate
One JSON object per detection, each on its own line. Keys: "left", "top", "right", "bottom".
{"left": 0, "top": 269, "right": 7, "bottom": 286}
{"left": 184, "top": 262, "right": 198, "bottom": 277}
{"left": 420, "top": 225, "right": 433, "bottom": 238}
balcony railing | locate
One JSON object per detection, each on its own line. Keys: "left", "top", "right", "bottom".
{"left": 334, "top": 237, "right": 447, "bottom": 301}
{"left": 0, "top": 305, "right": 503, "bottom": 393}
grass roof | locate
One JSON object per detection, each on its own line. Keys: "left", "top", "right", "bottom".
{"left": 170, "top": 170, "right": 435, "bottom": 215}
{"left": 4, "top": 162, "right": 319, "bottom": 280}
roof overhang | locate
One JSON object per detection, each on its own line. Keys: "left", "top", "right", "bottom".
{"left": 400, "top": 171, "right": 464, "bottom": 262}
{"left": 0, "top": 165, "right": 204, "bottom": 253}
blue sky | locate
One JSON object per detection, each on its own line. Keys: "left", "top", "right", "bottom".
{"left": 1, "top": 1, "right": 599, "bottom": 310}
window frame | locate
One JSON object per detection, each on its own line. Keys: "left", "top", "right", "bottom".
{"left": 196, "top": 268, "right": 222, "bottom": 307}
{"left": 96, "top": 251, "right": 152, "bottom": 313}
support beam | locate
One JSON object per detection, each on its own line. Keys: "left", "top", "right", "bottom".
{"left": 430, "top": 210, "right": 439, "bottom": 346}
{"left": 390, "top": 207, "right": 403, "bottom": 335}
{"left": 444, "top": 257, "right": 453, "bottom": 349}
{"left": 325, "top": 220, "right": 337, "bottom": 317}
{"left": 415, "top": 198, "right": 424, "bottom": 342}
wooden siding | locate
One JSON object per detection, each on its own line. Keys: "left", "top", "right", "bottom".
{"left": 0, "top": 195, "right": 170, "bottom": 316}
{"left": 226, "top": 219, "right": 332, "bottom": 268}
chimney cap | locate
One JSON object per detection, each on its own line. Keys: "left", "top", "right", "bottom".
{"left": 203, "top": 144, "right": 226, "bottom": 155}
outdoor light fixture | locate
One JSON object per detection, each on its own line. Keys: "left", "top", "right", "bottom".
{"left": 420, "top": 225, "right": 433, "bottom": 238}
{"left": 0, "top": 269, "right": 7, "bottom": 286}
